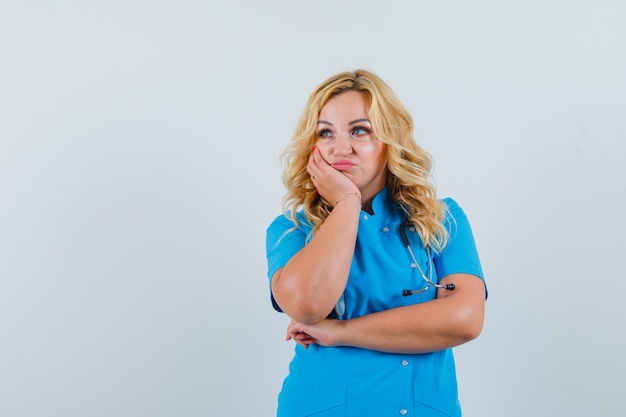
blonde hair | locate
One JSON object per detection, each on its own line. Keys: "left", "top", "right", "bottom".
{"left": 280, "top": 69, "right": 448, "bottom": 251}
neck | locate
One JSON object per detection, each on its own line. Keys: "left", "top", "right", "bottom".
{"left": 360, "top": 186, "right": 385, "bottom": 215}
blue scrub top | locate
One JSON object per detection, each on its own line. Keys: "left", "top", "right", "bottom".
{"left": 266, "top": 188, "right": 485, "bottom": 417}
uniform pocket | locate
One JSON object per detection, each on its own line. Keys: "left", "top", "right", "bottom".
{"left": 413, "top": 385, "right": 461, "bottom": 417}
{"left": 278, "top": 389, "right": 347, "bottom": 417}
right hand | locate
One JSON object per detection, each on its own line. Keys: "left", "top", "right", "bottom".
{"left": 307, "top": 146, "right": 360, "bottom": 205}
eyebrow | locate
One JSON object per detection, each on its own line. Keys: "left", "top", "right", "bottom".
{"left": 318, "top": 118, "right": 371, "bottom": 126}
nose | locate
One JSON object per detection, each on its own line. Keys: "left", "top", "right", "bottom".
{"left": 332, "top": 133, "right": 353, "bottom": 156}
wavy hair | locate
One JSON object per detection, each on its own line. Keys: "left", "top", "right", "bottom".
{"left": 280, "top": 69, "right": 449, "bottom": 251}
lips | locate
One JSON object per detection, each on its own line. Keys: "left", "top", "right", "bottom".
{"left": 332, "top": 160, "right": 355, "bottom": 171}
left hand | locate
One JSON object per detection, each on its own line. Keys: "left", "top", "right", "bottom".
{"left": 286, "top": 318, "right": 343, "bottom": 349}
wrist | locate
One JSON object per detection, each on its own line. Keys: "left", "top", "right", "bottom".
{"left": 334, "top": 192, "right": 362, "bottom": 208}
{"left": 334, "top": 318, "right": 350, "bottom": 347}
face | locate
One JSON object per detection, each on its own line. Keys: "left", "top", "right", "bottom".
{"left": 315, "top": 90, "right": 388, "bottom": 201}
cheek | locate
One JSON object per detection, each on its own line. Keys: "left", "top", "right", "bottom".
{"left": 361, "top": 143, "right": 387, "bottom": 166}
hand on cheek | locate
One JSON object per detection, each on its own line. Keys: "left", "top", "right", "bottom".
{"left": 308, "top": 146, "right": 360, "bottom": 204}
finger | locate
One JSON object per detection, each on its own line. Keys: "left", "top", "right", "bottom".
{"left": 286, "top": 321, "right": 294, "bottom": 340}
{"left": 292, "top": 332, "right": 310, "bottom": 341}
{"left": 295, "top": 339, "right": 311, "bottom": 349}
{"left": 287, "top": 328, "right": 299, "bottom": 340}
{"left": 308, "top": 157, "right": 333, "bottom": 188}
{"left": 308, "top": 152, "right": 321, "bottom": 178}
{"left": 294, "top": 336, "right": 315, "bottom": 347}
{"left": 287, "top": 324, "right": 308, "bottom": 339}
{"left": 311, "top": 146, "right": 331, "bottom": 171}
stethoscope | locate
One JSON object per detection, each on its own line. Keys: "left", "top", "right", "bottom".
{"left": 400, "top": 220, "right": 455, "bottom": 296}
{"left": 333, "top": 218, "right": 456, "bottom": 317}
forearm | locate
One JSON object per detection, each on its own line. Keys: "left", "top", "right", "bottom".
{"left": 337, "top": 275, "right": 485, "bottom": 354}
{"left": 272, "top": 196, "right": 361, "bottom": 323}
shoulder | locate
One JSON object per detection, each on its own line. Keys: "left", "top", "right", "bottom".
{"left": 267, "top": 213, "right": 294, "bottom": 232}
{"left": 441, "top": 197, "right": 463, "bottom": 214}
{"left": 439, "top": 197, "right": 472, "bottom": 235}
{"left": 267, "top": 211, "right": 312, "bottom": 232}
{"left": 266, "top": 211, "right": 314, "bottom": 247}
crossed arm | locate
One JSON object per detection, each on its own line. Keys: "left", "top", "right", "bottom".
{"left": 270, "top": 201, "right": 486, "bottom": 354}
{"left": 284, "top": 273, "right": 485, "bottom": 354}
{"left": 271, "top": 203, "right": 486, "bottom": 355}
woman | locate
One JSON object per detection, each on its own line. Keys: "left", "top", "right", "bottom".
{"left": 266, "top": 69, "right": 486, "bottom": 417}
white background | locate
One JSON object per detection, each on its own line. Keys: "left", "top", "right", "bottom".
{"left": 1, "top": 1, "right": 625, "bottom": 416}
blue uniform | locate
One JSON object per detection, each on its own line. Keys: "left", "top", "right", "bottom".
{"left": 266, "top": 188, "right": 485, "bottom": 417}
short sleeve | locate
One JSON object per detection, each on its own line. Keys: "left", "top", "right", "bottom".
{"left": 434, "top": 198, "right": 486, "bottom": 297}
{"left": 265, "top": 213, "right": 310, "bottom": 312}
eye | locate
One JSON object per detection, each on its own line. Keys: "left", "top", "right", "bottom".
{"left": 317, "top": 129, "right": 333, "bottom": 139}
{"left": 351, "top": 126, "right": 371, "bottom": 136}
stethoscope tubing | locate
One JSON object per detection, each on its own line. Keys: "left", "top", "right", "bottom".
{"left": 334, "top": 218, "right": 455, "bottom": 317}
{"left": 400, "top": 220, "right": 455, "bottom": 296}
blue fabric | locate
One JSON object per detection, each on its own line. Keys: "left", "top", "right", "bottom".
{"left": 265, "top": 188, "right": 485, "bottom": 417}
